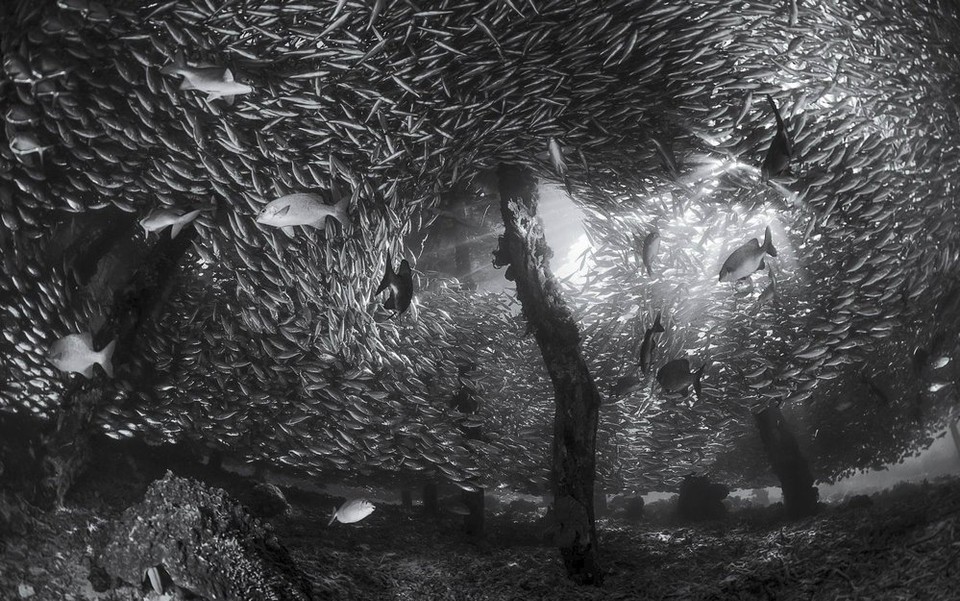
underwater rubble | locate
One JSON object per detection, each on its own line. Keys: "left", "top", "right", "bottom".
{"left": 100, "top": 472, "right": 313, "bottom": 601}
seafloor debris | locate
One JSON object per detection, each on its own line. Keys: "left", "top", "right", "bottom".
{"left": 100, "top": 472, "right": 313, "bottom": 601}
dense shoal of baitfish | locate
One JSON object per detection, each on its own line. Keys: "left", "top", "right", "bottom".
{"left": 1, "top": 0, "right": 960, "bottom": 494}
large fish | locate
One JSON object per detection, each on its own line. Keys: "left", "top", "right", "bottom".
{"left": 719, "top": 226, "right": 778, "bottom": 282}
{"left": 656, "top": 358, "right": 704, "bottom": 400}
{"left": 255, "top": 193, "right": 349, "bottom": 234}
{"left": 641, "top": 230, "right": 660, "bottom": 277}
{"left": 639, "top": 311, "right": 665, "bottom": 374}
{"left": 140, "top": 208, "right": 202, "bottom": 238}
{"left": 160, "top": 50, "right": 252, "bottom": 105}
{"left": 761, "top": 94, "right": 793, "bottom": 180}
{"left": 328, "top": 498, "right": 375, "bottom": 525}
{"left": 375, "top": 258, "right": 414, "bottom": 317}
{"left": 48, "top": 333, "right": 116, "bottom": 378}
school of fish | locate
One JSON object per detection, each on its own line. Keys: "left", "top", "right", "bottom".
{"left": 1, "top": 0, "right": 960, "bottom": 495}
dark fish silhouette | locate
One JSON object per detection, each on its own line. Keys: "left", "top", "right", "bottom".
{"left": 719, "top": 226, "right": 778, "bottom": 282}
{"left": 657, "top": 358, "right": 704, "bottom": 401}
{"left": 761, "top": 94, "right": 793, "bottom": 180}
{"left": 376, "top": 258, "right": 413, "bottom": 317}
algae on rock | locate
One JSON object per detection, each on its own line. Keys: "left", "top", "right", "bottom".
{"left": 101, "top": 472, "right": 313, "bottom": 601}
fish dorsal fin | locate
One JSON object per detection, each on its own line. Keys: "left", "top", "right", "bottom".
{"left": 78, "top": 332, "right": 93, "bottom": 347}
{"left": 223, "top": 68, "right": 234, "bottom": 82}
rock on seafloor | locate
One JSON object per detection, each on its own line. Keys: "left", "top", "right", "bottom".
{"left": 247, "top": 482, "right": 291, "bottom": 520}
{"left": 100, "top": 472, "right": 313, "bottom": 601}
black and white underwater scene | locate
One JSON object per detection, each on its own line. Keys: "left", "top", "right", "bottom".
{"left": 4, "top": 0, "right": 960, "bottom": 599}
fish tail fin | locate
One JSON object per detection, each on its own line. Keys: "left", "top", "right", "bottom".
{"left": 764, "top": 225, "right": 778, "bottom": 257}
{"left": 333, "top": 190, "right": 350, "bottom": 225}
{"left": 653, "top": 311, "right": 664, "bottom": 333}
{"left": 99, "top": 339, "right": 116, "bottom": 378}
{"left": 171, "top": 209, "right": 202, "bottom": 238}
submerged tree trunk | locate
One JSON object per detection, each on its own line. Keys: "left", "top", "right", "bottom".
{"left": 494, "top": 164, "right": 604, "bottom": 585}
{"left": 34, "top": 229, "right": 197, "bottom": 509}
{"left": 754, "top": 404, "right": 818, "bottom": 519}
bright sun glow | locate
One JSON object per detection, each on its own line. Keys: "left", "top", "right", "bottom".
{"left": 538, "top": 182, "right": 591, "bottom": 287}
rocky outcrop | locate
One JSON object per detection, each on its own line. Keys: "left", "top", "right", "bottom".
{"left": 101, "top": 472, "right": 312, "bottom": 601}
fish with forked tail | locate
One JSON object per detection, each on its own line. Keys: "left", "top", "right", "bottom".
{"left": 160, "top": 50, "right": 253, "bottom": 105}
{"left": 48, "top": 333, "right": 116, "bottom": 379}
{"left": 328, "top": 498, "right": 375, "bottom": 525}
{"left": 256, "top": 193, "right": 349, "bottom": 235}
{"left": 140, "top": 208, "right": 203, "bottom": 238}
{"left": 719, "top": 226, "right": 777, "bottom": 282}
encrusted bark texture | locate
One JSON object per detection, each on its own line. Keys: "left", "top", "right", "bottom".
{"left": 496, "top": 164, "right": 603, "bottom": 585}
